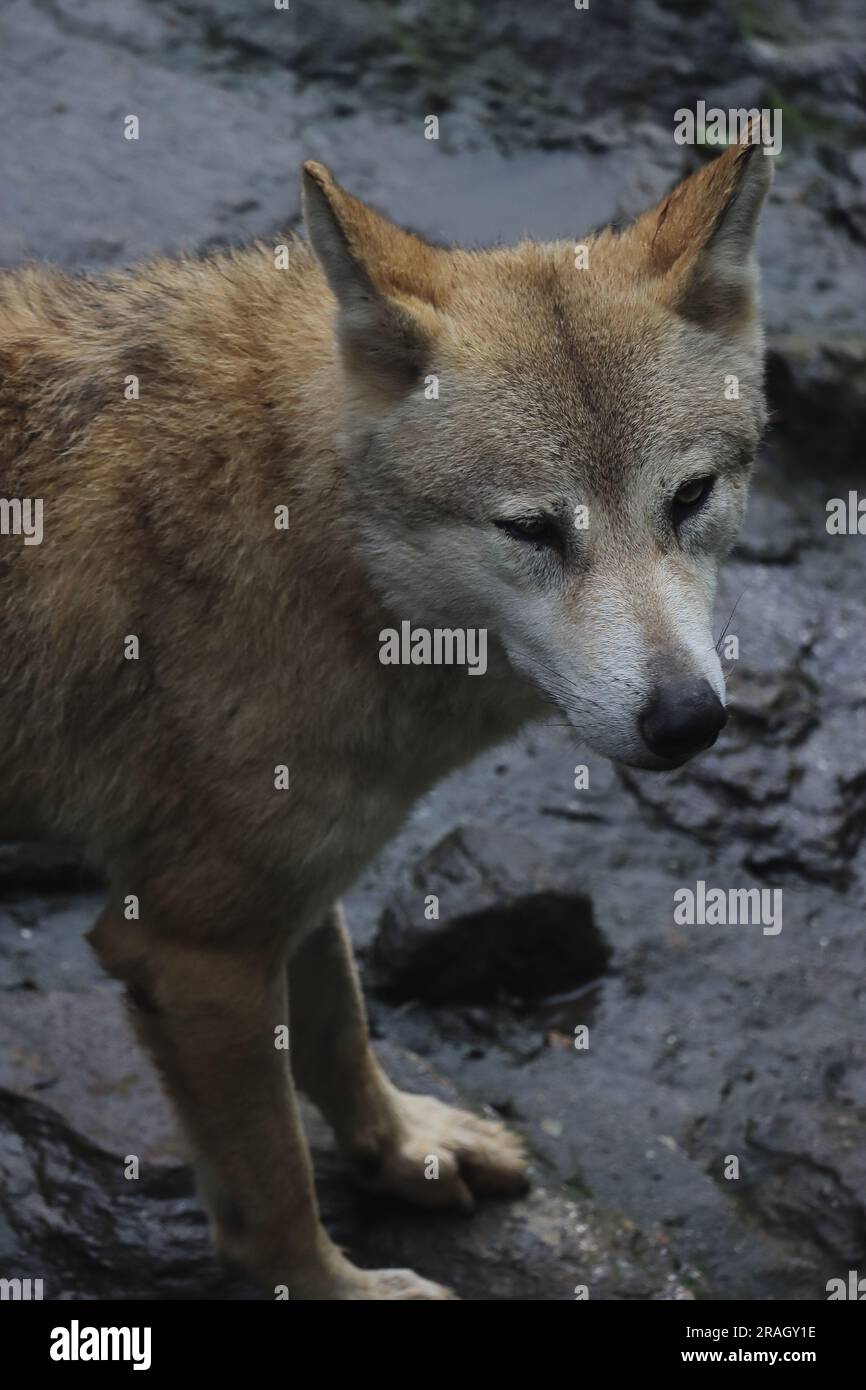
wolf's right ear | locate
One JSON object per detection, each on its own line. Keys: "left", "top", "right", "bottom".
{"left": 302, "top": 161, "right": 436, "bottom": 397}
{"left": 634, "top": 132, "right": 773, "bottom": 341}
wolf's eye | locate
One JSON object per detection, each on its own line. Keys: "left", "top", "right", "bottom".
{"left": 494, "top": 515, "right": 563, "bottom": 550}
{"left": 672, "top": 475, "right": 715, "bottom": 526}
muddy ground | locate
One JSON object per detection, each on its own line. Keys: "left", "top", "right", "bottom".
{"left": 0, "top": 0, "right": 865, "bottom": 1300}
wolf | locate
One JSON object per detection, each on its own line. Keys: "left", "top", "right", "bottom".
{"left": 0, "top": 132, "right": 771, "bottom": 1298}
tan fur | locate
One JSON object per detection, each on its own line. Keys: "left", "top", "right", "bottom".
{"left": 0, "top": 134, "right": 770, "bottom": 1298}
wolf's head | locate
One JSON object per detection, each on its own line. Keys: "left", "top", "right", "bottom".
{"left": 302, "top": 138, "right": 772, "bottom": 770}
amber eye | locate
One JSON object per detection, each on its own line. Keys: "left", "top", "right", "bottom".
{"left": 672, "top": 475, "right": 715, "bottom": 526}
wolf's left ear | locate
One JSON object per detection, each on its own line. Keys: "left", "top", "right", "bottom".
{"left": 636, "top": 135, "right": 773, "bottom": 339}
{"left": 302, "top": 161, "right": 439, "bottom": 397}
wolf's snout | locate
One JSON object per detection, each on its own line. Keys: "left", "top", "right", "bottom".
{"left": 639, "top": 678, "right": 727, "bottom": 762}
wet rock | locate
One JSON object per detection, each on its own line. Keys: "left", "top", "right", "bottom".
{"left": 0, "top": 991, "right": 692, "bottom": 1300}
{"left": 0, "top": 896, "right": 105, "bottom": 993}
{"left": 732, "top": 488, "right": 813, "bottom": 565}
{"left": 0, "top": 1089, "right": 255, "bottom": 1301}
{"left": 685, "top": 1042, "right": 866, "bottom": 1273}
{"left": 0, "top": 1085, "right": 695, "bottom": 1301}
{"left": 371, "top": 826, "right": 609, "bottom": 1005}
{"left": 766, "top": 338, "right": 866, "bottom": 472}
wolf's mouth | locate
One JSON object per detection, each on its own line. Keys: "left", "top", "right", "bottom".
{"left": 618, "top": 735, "right": 720, "bottom": 774}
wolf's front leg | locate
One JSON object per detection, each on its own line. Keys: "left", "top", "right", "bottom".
{"left": 289, "top": 906, "right": 530, "bottom": 1211}
{"left": 88, "top": 898, "right": 453, "bottom": 1300}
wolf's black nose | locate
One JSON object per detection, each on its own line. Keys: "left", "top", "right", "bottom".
{"left": 640, "top": 679, "right": 727, "bottom": 761}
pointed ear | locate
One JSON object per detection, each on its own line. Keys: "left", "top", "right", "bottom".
{"left": 301, "top": 161, "right": 438, "bottom": 395}
{"left": 634, "top": 133, "right": 773, "bottom": 337}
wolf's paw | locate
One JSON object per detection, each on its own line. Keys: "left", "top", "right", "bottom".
{"left": 347, "top": 1090, "right": 530, "bottom": 1212}
{"left": 339, "top": 1268, "right": 458, "bottom": 1301}
{"left": 294, "top": 1251, "right": 458, "bottom": 1300}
